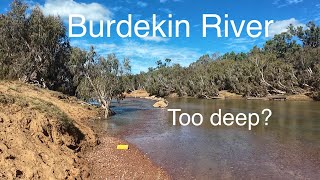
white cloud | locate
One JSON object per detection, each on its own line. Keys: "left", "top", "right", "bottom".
{"left": 273, "top": 0, "right": 303, "bottom": 8}
{"left": 137, "top": 1, "right": 147, "bottom": 7}
{"left": 25, "top": 0, "right": 36, "bottom": 6}
{"left": 111, "top": 6, "right": 124, "bottom": 12}
{"left": 160, "top": 0, "right": 181, "bottom": 3}
{"left": 313, "top": 4, "right": 320, "bottom": 22}
{"left": 70, "top": 40, "right": 202, "bottom": 73}
{"left": 286, "top": 0, "right": 303, "bottom": 4}
{"left": 158, "top": 8, "right": 172, "bottom": 14}
{"left": 268, "top": 18, "right": 304, "bottom": 37}
{"left": 113, "top": 41, "right": 202, "bottom": 72}
{"left": 39, "top": 0, "right": 112, "bottom": 21}
{"left": 141, "top": 36, "right": 169, "bottom": 42}
{"left": 71, "top": 40, "right": 117, "bottom": 51}
{"left": 224, "top": 38, "right": 257, "bottom": 52}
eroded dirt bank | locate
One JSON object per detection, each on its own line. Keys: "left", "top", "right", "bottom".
{"left": 0, "top": 81, "right": 98, "bottom": 179}
{"left": 0, "top": 81, "right": 169, "bottom": 179}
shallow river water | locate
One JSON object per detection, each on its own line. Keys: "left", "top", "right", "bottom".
{"left": 99, "top": 98, "right": 320, "bottom": 179}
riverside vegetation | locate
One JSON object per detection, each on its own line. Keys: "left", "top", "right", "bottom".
{"left": 0, "top": 1, "right": 170, "bottom": 179}
{"left": 0, "top": 1, "right": 319, "bottom": 179}
{"left": 0, "top": 0, "right": 320, "bottom": 117}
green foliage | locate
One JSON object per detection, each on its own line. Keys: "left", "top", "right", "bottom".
{"left": 289, "top": 21, "right": 320, "bottom": 48}
{"left": 0, "top": 1, "right": 72, "bottom": 94}
{"left": 264, "top": 32, "right": 300, "bottom": 58}
{"left": 75, "top": 47, "right": 131, "bottom": 110}
{"left": 1, "top": 1, "right": 319, "bottom": 102}
{"left": 220, "top": 52, "right": 248, "bottom": 61}
{"left": 127, "top": 22, "right": 320, "bottom": 99}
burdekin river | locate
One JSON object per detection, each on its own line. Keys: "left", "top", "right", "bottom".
{"left": 98, "top": 98, "right": 320, "bottom": 179}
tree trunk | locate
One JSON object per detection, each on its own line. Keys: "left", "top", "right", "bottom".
{"left": 105, "top": 100, "right": 111, "bottom": 119}
{"left": 85, "top": 73, "right": 112, "bottom": 119}
{"left": 100, "top": 99, "right": 111, "bottom": 119}
{"left": 104, "top": 106, "right": 109, "bottom": 119}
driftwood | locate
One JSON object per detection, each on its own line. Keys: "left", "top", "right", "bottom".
{"left": 268, "top": 96, "right": 287, "bottom": 101}
{"left": 269, "top": 89, "right": 286, "bottom": 94}
{"left": 246, "top": 97, "right": 268, "bottom": 100}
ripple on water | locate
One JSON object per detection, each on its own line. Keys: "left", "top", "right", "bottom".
{"left": 96, "top": 98, "right": 320, "bottom": 179}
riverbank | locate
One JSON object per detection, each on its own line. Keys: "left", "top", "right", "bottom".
{"left": 0, "top": 81, "right": 169, "bottom": 179}
{"left": 125, "top": 90, "right": 169, "bottom": 108}
{"left": 126, "top": 89, "right": 314, "bottom": 101}
{"left": 219, "top": 90, "right": 313, "bottom": 101}
{"left": 84, "top": 121, "right": 169, "bottom": 179}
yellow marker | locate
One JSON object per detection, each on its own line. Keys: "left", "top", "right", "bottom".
{"left": 117, "top": 144, "right": 129, "bottom": 150}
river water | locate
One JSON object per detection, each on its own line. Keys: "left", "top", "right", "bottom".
{"left": 100, "top": 98, "right": 320, "bottom": 179}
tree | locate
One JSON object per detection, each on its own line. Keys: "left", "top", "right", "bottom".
{"left": 289, "top": 22, "right": 320, "bottom": 48}
{"left": 76, "top": 47, "right": 131, "bottom": 118}
{"left": 165, "top": 58, "right": 172, "bottom": 66}
{"left": 0, "top": 1, "right": 72, "bottom": 93}
{"left": 0, "top": 0, "right": 28, "bottom": 79}
{"left": 68, "top": 47, "right": 88, "bottom": 93}
{"left": 264, "top": 32, "right": 300, "bottom": 58}
{"left": 26, "top": 6, "right": 71, "bottom": 91}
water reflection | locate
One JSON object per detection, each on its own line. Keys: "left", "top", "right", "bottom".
{"left": 100, "top": 98, "right": 320, "bottom": 179}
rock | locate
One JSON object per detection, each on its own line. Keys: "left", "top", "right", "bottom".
{"left": 124, "top": 90, "right": 149, "bottom": 98}
{"left": 153, "top": 100, "right": 168, "bottom": 108}
{"left": 168, "top": 93, "right": 178, "bottom": 98}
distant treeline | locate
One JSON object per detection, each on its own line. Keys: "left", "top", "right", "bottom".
{"left": 1, "top": 0, "right": 320, "bottom": 110}
{"left": 127, "top": 24, "right": 320, "bottom": 100}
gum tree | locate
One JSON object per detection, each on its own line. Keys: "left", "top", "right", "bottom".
{"left": 76, "top": 47, "right": 131, "bottom": 118}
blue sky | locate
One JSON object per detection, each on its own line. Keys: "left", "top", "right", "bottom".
{"left": 1, "top": 0, "right": 320, "bottom": 73}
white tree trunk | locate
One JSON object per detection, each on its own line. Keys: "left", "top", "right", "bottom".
{"left": 85, "top": 73, "right": 111, "bottom": 119}
{"left": 104, "top": 106, "right": 109, "bottom": 119}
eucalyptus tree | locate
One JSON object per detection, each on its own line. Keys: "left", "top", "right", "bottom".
{"left": 289, "top": 22, "right": 320, "bottom": 48}
{"left": 76, "top": 47, "right": 131, "bottom": 118}
{"left": 0, "top": 0, "right": 28, "bottom": 79}
{"left": 26, "top": 6, "right": 71, "bottom": 91}
{"left": 0, "top": 1, "right": 72, "bottom": 93}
